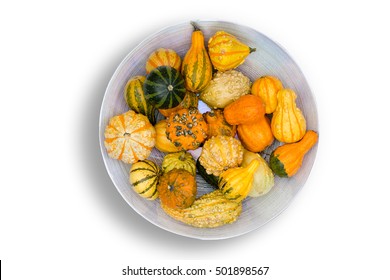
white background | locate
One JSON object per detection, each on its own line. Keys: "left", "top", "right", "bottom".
{"left": 1, "top": 0, "right": 389, "bottom": 279}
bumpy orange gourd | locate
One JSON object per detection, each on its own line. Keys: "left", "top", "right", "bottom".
{"left": 270, "top": 130, "right": 318, "bottom": 177}
{"left": 271, "top": 89, "right": 307, "bottom": 143}
{"left": 208, "top": 31, "right": 256, "bottom": 71}
{"left": 154, "top": 120, "right": 182, "bottom": 153}
{"left": 203, "top": 109, "right": 236, "bottom": 138}
{"left": 157, "top": 169, "right": 197, "bottom": 210}
{"left": 223, "top": 94, "right": 265, "bottom": 125}
{"left": 181, "top": 22, "right": 213, "bottom": 92}
{"left": 145, "top": 48, "right": 181, "bottom": 74}
{"left": 251, "top": 76, "right": 283, "bottom": 114}
{"left": 237, "top": 116, "right": 274, "bottom": 152}
{"left": 158, "top": 91, "right": 198, "bottom": 117}
{"left": 104, "top": 110, "right": 156, "bottom": 164}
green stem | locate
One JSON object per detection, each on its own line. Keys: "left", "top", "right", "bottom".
{"left": 190, "top": 21, "right": 201, "bottom": 31}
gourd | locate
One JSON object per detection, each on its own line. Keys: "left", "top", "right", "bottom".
{"left": 166, "top": 107, "right": 208, "bottom": 150}
{"left": 251, "top": 76, "right": 283, "bottom": 114}
{"left": 154, "top": 120, "right": 182, "bottom": 153}
{"left": 200, "top": 70, "right": 251, "bottom": 109}
{"left": 157, "top": 169, "right": 197, "bottom": 210}
{"left": 143, "top": 66, "right": 186, "bottom": 109}
{"left": 129, "top": 160, "right": 160, "bottom": 200}
{"left": 181, "top": 22, "right": 213, "bottom": 92}
{"left": 271, "top": 89, "right": 307, "bottom": 143}
{"left": 196, "top": 158, "right": 219, "bottom": 188}
{"left": 161, "top": 190, "right": 242, "bottom": 228}
{"left": 104, "top": 110, "right": 156, "bottom": 164}
{"left": 124, "top": 75, "right": 156, "bottom": 124}
{"left": 218, "top": 160, "right": 260, "bottom": 202}
{"left": 158, "top": 91, "right": 198, "bottom": 117}
{"left": 145, "top": 48, "right": 181, "bottom": 74}
{"left": 270, "top": 130, "right": 318, "bottom": 177}
{"left": 199, "top": 135, "right": 244, "bottom": 176}
{"left": 208, "top": 31, "right": 256, "bottom": 71}
{"left": 223, "top": 94, "right": 265, "bottom": 125}
{"left": 162, "top": 151, "right": 196, "bottom": 176}
{"left": 203, "top": 109, "right": 236, "bottom": 138}
{"left": 241, "top": 150, "right": 274, "bottom": 197}
{"left": 237, "top": 116, "right": 274, "bottom": 152}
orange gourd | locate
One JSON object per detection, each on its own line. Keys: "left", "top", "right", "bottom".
{"left": 203, "top": 109, "right": 236, "bottom": 138}
{"left": 237, "top": 116, "right": 274, "bottom": 152}
{"left": 251, "top": 76, "right": 283, "bottom": 114}
{"left": 154, "top": 120, "right": 182, "bottom": 153}
{"left": 223, "top": 94, "right": 265, "bottom": 125}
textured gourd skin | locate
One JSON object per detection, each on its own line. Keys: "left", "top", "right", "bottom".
{"left": 104, "top": 110, "right": 156, "bottom": 164}
{"left": 208, "top": 31, "right": 255, "bottom": 71}
{"left": 145, "top": 48, "right": 181, "bottom": 74}
{"left": 271, "top": 89, "right": 307, "bottom": 143}
{"left": 199, "top": 135, "right": 244, "bottom": 176}
{"left": 218, "top": 160, "right": 260, "bottom": 202}
{"left": 162, "top": 151, "right": 196, "bottom": 176}
{"left": 161, "top": 190, "right": 242, "bottom": 228}
{"left": 129, "top": 160, "right": 160, "bottom": 200}
{"left": 237, "top": 117, "right": 274, "bottom": 152}
{"left": 270, "top": 130, "right": 318, "bottom": 177}
{"left": 203, "top": 109, "right": 236, "bottom": 138}
{"left": 251, "top": 76, "right": 283, "bottom": 114}
{"left": 154, "top": 120, "right": 182, "bottom": 153}
{"left": 124, "top": 76, "right": 156, "bottom": 124}
{"left": 224, "top": 94, "right": 265, "bottom": 125}
{"left": 158, "top": 169, "right": 197, "bottom": 210}
{"left": 158, "top": 92, "right": 198, "bottom": 117}
{"left": 181, "top": 23, "right": 213, "bottom": 92}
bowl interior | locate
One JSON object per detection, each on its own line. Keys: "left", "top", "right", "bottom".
{"left": 99, "top": 20, "right": 319, "bottom": 240}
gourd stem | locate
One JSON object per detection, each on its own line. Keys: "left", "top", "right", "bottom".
{"left": 190, "top": 21, "right": 201, "bottom": 31}
{"left": 249, "top": 47, "right": 256, "bottom": 53}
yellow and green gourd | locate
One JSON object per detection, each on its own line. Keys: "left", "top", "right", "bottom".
{"left": 129, "top": 160, "right": 160, "bottom": 200}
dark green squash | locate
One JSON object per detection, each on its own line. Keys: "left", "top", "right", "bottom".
{"left": 196, "top": 158, "right": 219, "bottom": 188}
{"left": 143, "top": 66, "right": 186, "bottom": 109}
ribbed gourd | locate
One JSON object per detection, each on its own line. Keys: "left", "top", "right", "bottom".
{"left": 208, "top": 31, "right": 256, "bottom": 71}
{"left": 154, "top": 120, "right": 182, "bottom": 153}
{"left": 251, "top": 76, "right": 283, "bottom": 114}
{"left": 129, "top": 160, "right": 160, "bottom": 200}
{"left": 145, "top": 48, "right": 181, "bottom": 74}
{"left": 124, "top": 76, "right": 156, "bottom": 124}
{"left": 271, "top": 89, "right": 307, "bottom": 143}
{"left": 270, "top": 130, "right": 318, "bottom": 177}
{"left": 218, "top": 160, "right": 260, "bottom": 202}
{"left": 161, "top": 190, "right": 242, "bottom": 228}
{"left": 161, "top": 151, "right": 196, "bottom": 176}
{"left": 181, "top": 22, "right": 213, "bottom": 92}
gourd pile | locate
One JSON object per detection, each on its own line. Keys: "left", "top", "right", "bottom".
{"left": 104, "top": 22, "right": 319, "bottom": 228}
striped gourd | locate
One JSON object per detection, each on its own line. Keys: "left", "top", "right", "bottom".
{"left": 124, "top": 76, "right": 156, "bottom": 124}
{"left": 158, "top": 91, "right": 198, "bottom": 117}
{"left": 162, "top": 151, "right": 196, "bottom": 176}
{"left": 181, "top": 22, "right": 213, "bottom": 93}
{"left": 143, "top": 66, "right": 186, "bottom": 109}
{"left": 129, "top": 160, "right": 160, "bottom": 200}
{"left": 145, "top": 48, "right": 181, "bottom": 74}
{"left": 251, "top": 76, "right": 283, "bottom": 114}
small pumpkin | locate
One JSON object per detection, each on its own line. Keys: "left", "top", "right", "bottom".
{"left": 162, "top": 151, "right": 196, "bottom": 176}
{"left": 199, "top": 135, "right": 244, "bottom": 176}
{"left": 208, "top": 31, "right": 256, "bottom": 71}
{"left": 181, "top": 22, "right": 213, "bottom": 92}
{"left": 203, "top": 109, "right": 236, "bottom": 138}
{"left": 270, "top": 130, "right": 318, "bottom": 177}
{"left": 143, "top": 66, "right": 186, "bottom": 109}
{"left": 104, "top": 110, "right": 156, "bottom": 164}
{"left": 154, "top": 120, "right": 182, "bottom": 153}
{"left": 271, "top": 89, "right": 307, "bottom": 143}
{"left": 145, "top": 48, "right": 181, "bottom": 74}
{"left": 129, "top": 160, "right": 160, "bottom": 200}
{"left": 158, "top": 91, "right": 198, "bottom": 117}
{"left": 157, "top": 169, "right": 197, "bottom": 210}
{"left": 241, "top": 150, "right": 274, "bottom": 197}
{"left": 251, "top": 76, "right": 283, "bottom": 114}
{"left": 223, "top": 94, "right": 265, "bottom": 125}
{"left": 218, "top": 159, "right": 260, "bottom": 202}
{"left": 237, "top": 116, "right": 274, "bottom": 152}
{"left": 123, "top": 75, "right": 156, "bottom": 124}
{"left": 166, "top": 107, "right": 208, "bottom": 150}
{"left": 196, "top": 158, "right": 219, "bottom": 188}
{"left": 161, "top": 190, "right": 242, "bottom": 228}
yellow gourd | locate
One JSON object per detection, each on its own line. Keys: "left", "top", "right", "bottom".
{"left": 154, "top": 120, "right": 182, "bottom": 153}
{"left": 251, "top": 76, "right": 283, "bottom": 114}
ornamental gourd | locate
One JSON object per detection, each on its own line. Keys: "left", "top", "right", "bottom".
{"left": 145, "top": 48, "right": 181, "bottom": 74}
{"left": 143, "top": 66, "right": 186, "bottom": 109}
{"left": 208, "top": 31, "right": 256, "bottom": 71}
{"left": 196, "top": 158, "right": 219, "bottom": 188}
{"left": 154, "top": 120, "right": 182, "bottom": 153}
{"left": 270, "top": 130, "right": 318, "bottom": 177}
{"left": 157, "top": 169, "right": 197, "bottom": 210}
{"left": 162, "top": 151, "right": 196, "bottom": 176}
{"left": 223, "top": 94, "right": 265, "bottom": 125}
{"left": 181, "top": 22, "right": 213, "bottom": 92}
{"left": 251, "top": 76, "right": 283, "bottom": 114}
{"left": 199, "top": 135, "right": 244, "bottom": 176}
{"left": 104, "top": 110, "right": 156, "bottom": 164}
{"left": 166, "top": 107, "right": 208, "bottom": 150}
{"left": 158, "top": 91, "right": 198, "bottom": 117}
{"left": 218, "top": 159, "right": 260, "bottom": 202}
{"left": 271, "top": 89, "right": 307, "bottom": 143}
{"left": 237, "top": 116, "right": 274, "bottom": 152}
{"left": 161, "top": 190, "right": 242, "bottom": 228}
{"left": 129, "top": 160, "right": 160, "bottom": 200}
{"left": 203, "top": 109, "right": 236, "bottom": 138}
{"left": 124, "top": 76, "right": 156, "bottom": 124}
